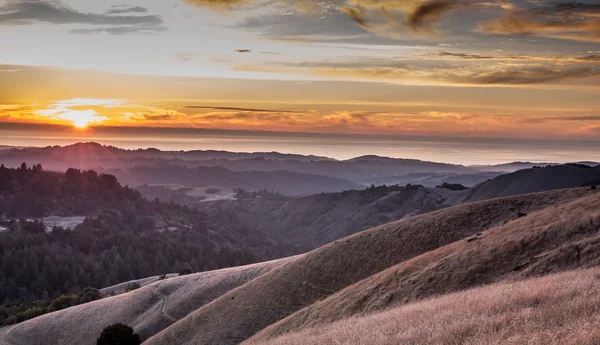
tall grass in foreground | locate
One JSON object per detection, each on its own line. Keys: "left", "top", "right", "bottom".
{"left": 253, "top": 267, "right": 600, "bottom": 345}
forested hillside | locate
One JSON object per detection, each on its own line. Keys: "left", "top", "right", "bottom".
{"left": 0, "top": 165, "right": 296, "bottom": 325}
{"left": 141, "top": 184, "right": 467, "bottom": 249}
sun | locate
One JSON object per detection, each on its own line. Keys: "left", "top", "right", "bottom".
{"left": 72, "top": 118, "right": 90, "bottom": 128}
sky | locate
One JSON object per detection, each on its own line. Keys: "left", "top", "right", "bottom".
{"left": 0, "top": 0, "right": 599, "bottom": 142}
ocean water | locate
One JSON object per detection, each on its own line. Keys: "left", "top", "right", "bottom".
{"left": 1, "top": 126, "right": 598, "bottom": 166}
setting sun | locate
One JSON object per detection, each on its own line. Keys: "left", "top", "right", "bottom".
{"left": 72, "top": 116, "right": 90, "bottom": 128}
{"left": 34, "top": 99, "right": 113, "bottom": 128}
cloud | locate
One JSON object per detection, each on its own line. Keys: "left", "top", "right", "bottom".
{"left": 479, "top": 1, "right": 600, "bottom": 42}
{"left": 522, "top": 115, "right": 600, "bottom": 124}
{"left": 185, "top": 105, "right": 301, "bottom": 113}
{"left": 71, "top": 25, "right": 167, "bottom": 35}
{"left": 0, "top": 0, "right": 166, "bottom": 35}
{"left": 106, "top": 6, "right": 148, "bottom": 14}
{"left": 433, "top": 51, "right": 493, "bottom": 60}
{"left": 142, "top": 114, "right": 175, "bottom": 120}
{"left": 406, "top": 0, "right": 458, "bottom": 31}
{"left": 186, "top": 0, "right": 600, "bottom": 43}
{"left": 234, "top": 56, "right": 600, "bottom": 87}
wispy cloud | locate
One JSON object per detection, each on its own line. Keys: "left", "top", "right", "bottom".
{"left": 106, "top": 5, "right": 148, "bottom": 15}
{"left": 0, "top": 0, "right": 166, "bottom": 35}
{"left": 185, "top": 105, "right": 301, "bottom": 113}
{"left": 233, "top": 55, "right": 600, "bottom": 87}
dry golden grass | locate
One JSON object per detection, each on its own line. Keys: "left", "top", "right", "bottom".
{"left": 145, "top": 188, "right": 597, "bottom": 345}
{"left": 249, "top": 189, "right": 600, "bottom": 342}
{"left": 252, "top": 267, "right": 600, "bottom": 345}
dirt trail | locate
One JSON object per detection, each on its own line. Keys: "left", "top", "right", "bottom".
{"left": 152, "top": 284, "right": 179, "bottom": 323}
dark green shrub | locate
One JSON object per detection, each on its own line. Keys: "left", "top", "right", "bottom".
{"left": 96, "top": 323, "right": 141, "bottom": 345}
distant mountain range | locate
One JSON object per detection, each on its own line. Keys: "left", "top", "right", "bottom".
{"left": 2, "top": 143, "right": 597, "bottom": 195}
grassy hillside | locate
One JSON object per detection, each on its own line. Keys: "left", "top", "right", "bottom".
{"left": 2, "top": 257, "right": 294, "bottom": 345}
{"left": 251, "top": 267, "right": 600, "bottom": 345}
{"left": 249, "top": 188, "right": 600, "bottom": 342}
{"left": 144, "top": 187, "right": 596, "bottom": 345}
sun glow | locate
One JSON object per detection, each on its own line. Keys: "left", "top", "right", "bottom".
{"left": 35, "top": 98, "right": 116, "bottom": 128}
{"left": 71, "top": 115, "right": 92, "bottom": 128}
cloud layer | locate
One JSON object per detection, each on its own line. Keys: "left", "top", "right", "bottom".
{"left": 186, "top": 0, "right": 600, "bottom": 42}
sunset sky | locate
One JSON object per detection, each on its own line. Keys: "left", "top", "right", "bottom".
{"left": 1, "top": 0, "right": 600, "bottom": 141}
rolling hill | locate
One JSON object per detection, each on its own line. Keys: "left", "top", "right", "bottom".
{"left": 0, "top": 257, "right": 294, "bottom": 345}
{"left": 464, "top": 164, "right": 600, "bottom": 202}
{"left": 114, "top": 165, "right": 361, "bottom": 196}
{"left": 140, "top": 163, "right": 600, "bottom": 251}
{"left": 142, "top": 184, "right": 472, "bottom": 250}
{"left": 4, "top": 186, "right": 598, "bottom": 345}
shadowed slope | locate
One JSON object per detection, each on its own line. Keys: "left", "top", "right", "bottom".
{"left": 145, "top": 188, "right": 595, "bottom": 345}
{"left": 3, "top": 257, "right": 294, "bottom": 345}
{"left": 464, "top": 164, "right": 600, "bottom": 202}
{"left": 249, "top": 190, "right": 600, "bottom": 342}
{"left": 253, "top": 267, "right": 600, "bottom": 345}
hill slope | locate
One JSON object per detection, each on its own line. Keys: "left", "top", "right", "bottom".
{"left": 464, "top": 164, "right": 600, "bottom": 202}
{"left": 251, "top": 267, "right": 600, "bottom": 345}
{"left": 2, "top": 257, "right": 294, "bottom": 345}
{"left": 197, "top": 184, "right": 466, "bottom": 250}
{"left": 145, "top": 188, "right": 596, "bottom": 345}
{"left": 248, "top": 188, "right": 600, "bottom": 342}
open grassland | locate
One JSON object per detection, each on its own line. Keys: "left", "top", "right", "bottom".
{"left": 252, "top": 267, "right": 600, "bottom": 345}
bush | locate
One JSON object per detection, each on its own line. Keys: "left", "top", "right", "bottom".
{"left": 125, "top": 283, "right": 141, "bottom": 293}
{"left": 49, "top": 295, "right": 77, "bottom": 312}
{"left": 436, "top": 183, "right": 469, "bottom": 191}
{"left": 96, "top": 323, "right": 141, "bottom": 345}
{"left": 79, "top": 288, "right": 103, "bottom": 303}
{"left": 179, "top": 268, "right": 193, "bottom": 276}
